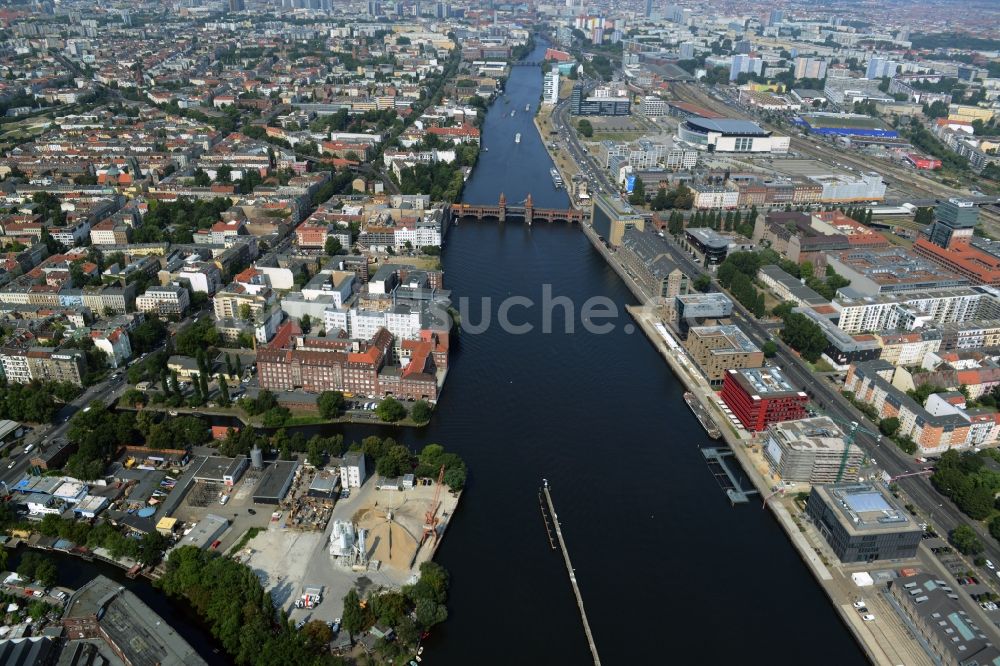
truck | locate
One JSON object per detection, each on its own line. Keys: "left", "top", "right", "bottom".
{"left": 219, "top": 493, "right": 229, "bottom": 505}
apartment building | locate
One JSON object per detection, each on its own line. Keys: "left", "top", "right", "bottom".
{"left": 833, "top": 288, "right": 999, "bottom": 334}
{"left": 136, "top": 286, "right": 190, "bottom": 316}
{"left": 685, "top": 325, "right": 763, "bottom": 385}
{"left": 91, "top": 327, "right": 132, "bottom": 368}
{"left": 844, "top": 360, "right": 974, "bottom": 455}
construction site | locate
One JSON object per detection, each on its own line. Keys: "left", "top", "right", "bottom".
{"left": 242, "top": 468, "right": 461, "bottom": 626}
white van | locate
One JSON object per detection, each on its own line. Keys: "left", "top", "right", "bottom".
{"left": 23, "top": 444, "right": 33, "bottom": 454}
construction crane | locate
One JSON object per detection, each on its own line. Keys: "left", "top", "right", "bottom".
{"left": 822, "top": 414, "right": 881, "bottom": 483}
{"left": 420, "top": 465, "right": 446, "bottom": 545}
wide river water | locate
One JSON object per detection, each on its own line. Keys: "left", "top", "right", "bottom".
{"left": 53, "top": 39, "right": 867, "bottom": 665}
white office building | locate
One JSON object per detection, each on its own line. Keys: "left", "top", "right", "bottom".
{"left": 543, "top": 70, "right": 560, "bottom": 105}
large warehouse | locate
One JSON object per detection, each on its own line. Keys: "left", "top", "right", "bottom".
{"left": 678, "top": 117, "right": 788, "bottom": 153}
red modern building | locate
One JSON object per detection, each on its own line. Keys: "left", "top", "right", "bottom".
{"left": 905, "top": 153, "right": 942, "bottom": 170}
{"left": 720, "top": 367, "right": 808, "bottom": 431}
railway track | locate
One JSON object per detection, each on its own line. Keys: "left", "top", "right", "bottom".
{"left": 669, "top": 82, "right": 964, "bottom": 202}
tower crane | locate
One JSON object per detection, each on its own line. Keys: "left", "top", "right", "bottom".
{"left": 821, "top": 414, "right": 881, "bottom": 483}
{"left": 420, "top": 465, "right": 446, "bottom": 545}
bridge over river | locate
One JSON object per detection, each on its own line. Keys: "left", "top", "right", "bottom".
{"left": 450, "top": 193, "right": 587, "bottom": 225}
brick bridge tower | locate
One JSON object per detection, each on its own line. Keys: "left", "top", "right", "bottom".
{"left": 498, "top": 192, "right": 506, "bottom": 223}
{"left": 524, "top": 193, "right": 534, "bottom": 226}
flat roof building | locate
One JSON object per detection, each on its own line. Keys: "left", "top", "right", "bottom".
{"left": 253, "top": 460, "right": 300, "bottom": 504}
{"left": 685, "top": 324, "right": 763, "bottom": 385}
{"left": 805, "top": 482, "right": 921, "bottom": 562}
{"left": 193, "top": 456, "right": 249, "bottom": 487}
{"left": 176, "top": 513, "right": 229, "bottom": 550}
{"left": 763, "top": 417, "right": 862, "bottom": 483}
{"left": 720, "top": 367, "right": 808, "bottom": 431}
{"left": 674, "top": 292, "right": 734, "bottom": 337}
{"left": 826, "top": 247, "right": 969, "bottom": 295}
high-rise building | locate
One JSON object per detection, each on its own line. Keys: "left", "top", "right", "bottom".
{"left": 679, "top": 42, "right": 694, "bottom": 59}
{"left": 543, "top": 70, "right": 560, "bottom": 105}
{"left": 368, "top": 0, "right": 379, "bottom": 15}
{"left": 730, "top": 55, "right": 762, "bottom": 81}
{"left": 793, "top": 56, "right": 827, "bottom": 80}
{"left": 865, "top": 57, "right": 898, "bottom": 80}
{"left": 663, "top": 4, "right": 684, "bottom": 22}
{"left": 768, "top": 9, "right": 784, "bottom": 26}
{"left": 928, "top": 198, "right": 979, "bottom": 248}
{"left": 734, "top": 39, "right": 752, "bottom": 54}
{"left": 644, "top": 0, "right": 653, "bottom": 18}
{"left": 228, "top": 0, "right": 244, "bottom": 11}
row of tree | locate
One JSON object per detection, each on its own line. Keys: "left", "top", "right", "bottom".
{"left": 158, "top": 546, "right": 335, "bottom": 665}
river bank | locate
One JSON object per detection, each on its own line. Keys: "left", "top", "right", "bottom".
{"left": 2, "top": 542, "right": 228, "bottom": 662}
{"left": 568, "top": 194, "right": 899, "bottom": 665}
{"left": 117, "top": 402, "right": 432, "bottom": 430}
{"left": 271, "top": 37, "right": 867, "bottom": 664}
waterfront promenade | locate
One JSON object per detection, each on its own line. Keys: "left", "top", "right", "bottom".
{"left": 528, "top": 69, "right": 936, "bottom": 661}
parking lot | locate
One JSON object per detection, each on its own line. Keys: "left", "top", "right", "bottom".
{"left": 927, "top": 535, "right": 1000, "bottom": 628}
{"left": 171, "top": 471, "right": 272, "bottom": 554}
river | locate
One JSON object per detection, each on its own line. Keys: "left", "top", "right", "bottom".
{"left": 307, "top": 41, "right": 865, "bottom": 664}
{"left": 78, "top": 41, "right": 866, "bottom": 664}
{"left": 6, "top": 545, "right": 231, "bottom": 664}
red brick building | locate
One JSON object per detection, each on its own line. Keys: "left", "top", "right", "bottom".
{"left": 257, "top": 323, "right": 440, "bottom": 401}
{"left": 720, "top": 367, "right": 808, "bottom": 431}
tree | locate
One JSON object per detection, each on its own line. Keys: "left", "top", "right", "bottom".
{"left": 376, "top": 444, "right": 412, "bottom": 477}
{"left": 238, "top": 303, "right": 253, "bottom": 321}
{"left": 762, "top": 340, "right": 777, "bottom": 358}
{"left": 651, "top": 188, "right": 670, "bottom": 211}
{"left": 693, "top": 274, "right": 712, "bottom": 292}
{"left": 879, "top": 417, "right": 900, "bottom": 437}
{"left": 376, "top": 397, "right": 407, "bottom": 422}
{"left": 300, "top": 314, "right": 312, "bottom": 334}
{"left": 199, "top": 372, "right": 210, "bottom": 403}
{"left": 576, "top": 119, "right": 593, "bottom": 138}
{"left": 217, "top": 165, "right": 232, "bottom": 183}
{"left": 218, "top": 375, "right": 231, "bottom": 407}
{"left": 307, "top": 439, "right": 324, "bottom": 467}
{"left": 317, "top": 391, "right": 345, "bottom": 419}
{"left": 989, "top": 515, "right": 1000, "bottom": 542}
{"left": 780, "top": 312, "right": 828, "bottom": 362}
{"left": 411, "top": 400, "right": 432, "bottom": 424}
{"left": 629, "top": 177, "right": 645, "bottom": 205}
{"left": 342, "top": 589, "right": 368, "bottom": 635}
{"left": 301, "top": 620, "right": 332, "bottom": 646}
{"left": 443, "top": 466, "right": 466, "bottom": 491}
{"left": 325, "top": 236, "right": 343, "bottom": 256}
{"left": 950, "top": 524, "right": 984, "bottom": 555}
{"left": 192, "top": 168, "right": 211, "bottom": 187}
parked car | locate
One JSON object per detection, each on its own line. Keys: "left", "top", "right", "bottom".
{"left": 862, "top": 614, "right": 875, "bottom": 622}
{"left": 853, "top": 600, "right": 866, "bottom": 609}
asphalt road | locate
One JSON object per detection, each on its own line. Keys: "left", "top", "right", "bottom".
{"left": 0, "top": 349, "right": 147, "bottom": 491}
{"left": 651, "top": 234, "right": 1000, "bottom": 571}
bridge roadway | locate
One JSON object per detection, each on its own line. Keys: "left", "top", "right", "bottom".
{"left": 451, "top": 193, "right": 588, "bottom": 225}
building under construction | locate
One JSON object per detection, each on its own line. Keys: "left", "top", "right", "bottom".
{"left": 762, "top": 416, "right": 862, "bottom": 484}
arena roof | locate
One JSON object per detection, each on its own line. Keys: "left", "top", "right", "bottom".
{"left": 684, "top": 117, "right": 770, "bottom": 136}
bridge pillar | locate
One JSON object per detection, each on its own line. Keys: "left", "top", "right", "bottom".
{"left": 524, "top": 193, "right": 533, "bottom": 226}
{"left": 498, "top": 193, "right": 506, "bottom": 223}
